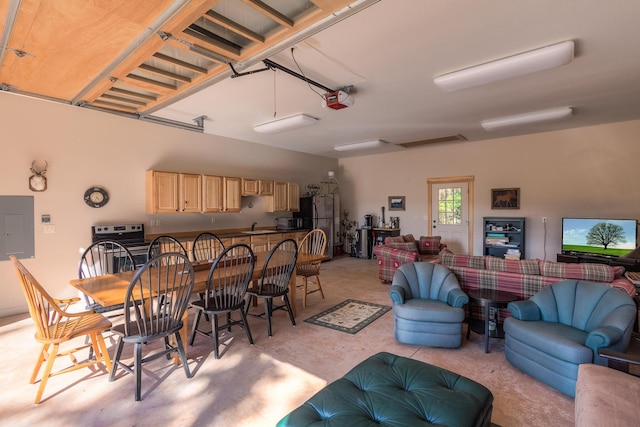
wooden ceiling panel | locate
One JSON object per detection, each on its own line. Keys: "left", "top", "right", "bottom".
{"left": 1, "top": 0, "right": 176, "bottom": 99}
{"left": 0, "top": 0, "right": 355, "bottom": 114}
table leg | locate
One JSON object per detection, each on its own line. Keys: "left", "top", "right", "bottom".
{"left": 288, "top": 270, "right": 297, "bottom": 318}
{"left": 483, "top": 303, "right": 490, "bottom": 353}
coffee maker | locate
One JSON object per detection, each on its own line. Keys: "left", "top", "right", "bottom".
{"left": 363, "top": 214, "right": 373, "bottom": 229}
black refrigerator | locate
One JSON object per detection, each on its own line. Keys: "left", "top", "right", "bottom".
{"left": 294, "top": 194, "right": 334, "bottom": 259}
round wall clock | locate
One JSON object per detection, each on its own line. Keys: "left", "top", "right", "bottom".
{"left": 84, "top": 187, "right": 109, "bottom": 208}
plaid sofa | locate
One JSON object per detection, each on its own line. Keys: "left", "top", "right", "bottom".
{"left": 440, "top": 251, "right": 637, "bottom": 320}
{"left": 373, "top": 234, "right": 446, "bottom": 283}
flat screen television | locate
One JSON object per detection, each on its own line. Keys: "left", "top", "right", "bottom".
{"left": 562, "top": 218, "right": 638, "bottom": 257}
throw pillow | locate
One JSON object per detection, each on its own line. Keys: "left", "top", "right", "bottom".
{"left": 418, "top": 236, "right": 442, "bottom": 255}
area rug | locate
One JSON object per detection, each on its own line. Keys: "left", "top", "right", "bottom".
{"left": 304, "top": 299, "right": 391, "bottom": 334}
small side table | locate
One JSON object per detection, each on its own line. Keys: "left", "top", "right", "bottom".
{"left": 466, "top": 289, "right": 518, "bottom": 353}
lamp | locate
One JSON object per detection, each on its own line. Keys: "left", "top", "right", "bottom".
{"left": 481, "top": 107, "right": 573, "bottom": 131}
{"left": 434, "top": 40, "right": 574, "bottom": 92}
{"left": 334, "top": 140, "right": 386, "bottom": 151}
{"left": 253, "top": 114, "right": 318, "bottom": 134}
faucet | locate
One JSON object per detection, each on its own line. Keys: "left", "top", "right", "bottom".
{"left": 251, "top": 222, "right": 257, "bottom": 231}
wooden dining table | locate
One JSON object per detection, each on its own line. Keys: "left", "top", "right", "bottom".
{"left": 69, "top": 251, "right": 328, "bottom": 361}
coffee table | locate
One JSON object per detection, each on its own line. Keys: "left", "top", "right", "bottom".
{"left": 467, "top": 288, "right": 518, "bottom": 353}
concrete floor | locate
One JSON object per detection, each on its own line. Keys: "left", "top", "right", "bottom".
{"left": 0, "top": 256, "right": 574, "bottom": 426}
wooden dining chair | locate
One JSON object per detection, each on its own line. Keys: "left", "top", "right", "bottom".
{"left": 296, "top": 229, "right": 327, "bottom": 308}
{"left": 189, "top": 244, "right": 255, "bottom": 359}
{"left": 10, "top": 255, "right": 112, "bottom": 404}
{"left": 109, "top": 252, "right": 194, "bottom": 401}
{"left": 245, "top": 238, "right": 298, "bottom": 337}
{"left": 78, "top": 240, "right": 136, "bottom": 313}
{"left": 192, "top": 232, "right": 226, "bottom": 262}
{"left": 146, "top": 235, "right": 188, "bottom": 260}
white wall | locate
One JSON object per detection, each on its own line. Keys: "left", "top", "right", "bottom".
{"left": 338, "top": 120, "right": 640, "bottom": 260}
{"left": 0, "top": 93, "right": 338, "bottom": 316}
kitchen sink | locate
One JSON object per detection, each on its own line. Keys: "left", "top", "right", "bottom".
{"left": 241, "top": 230, "right": 278, "bottom": 234}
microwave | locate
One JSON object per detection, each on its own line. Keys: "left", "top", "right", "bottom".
{"left": 276, "top": 217, "right": 302, "bottom": 231}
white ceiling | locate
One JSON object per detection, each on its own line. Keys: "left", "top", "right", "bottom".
{"left": 152, "top": 0, "right": 640, "bottom": 158}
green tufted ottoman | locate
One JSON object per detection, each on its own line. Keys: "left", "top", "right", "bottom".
{"left": 277, "top": 352, "right": 493, "bottom": 427}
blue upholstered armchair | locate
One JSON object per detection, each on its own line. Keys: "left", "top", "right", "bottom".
{"left": 504, "top": 279, "right": 637, "bottom": 397}
{"left": 389, "top": 262, "right": 468, "bottom": 348}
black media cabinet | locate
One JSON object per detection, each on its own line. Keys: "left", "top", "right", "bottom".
{"left": 557, "top": 253, "right": 640, "bottom": 272}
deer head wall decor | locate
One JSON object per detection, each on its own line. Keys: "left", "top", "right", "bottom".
{"left": 29, "top": 160, "right": 48, "bottom": 192}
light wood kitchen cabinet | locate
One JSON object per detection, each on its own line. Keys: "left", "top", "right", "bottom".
{"left": 146, "top": 170, "right": 201, "bottom": 214}
{"left": 202, "top": 175, "right": 224, "bottom": 213}
{"left": 287, "top": 182, "right": 300, "bottom": 212}
{"left": 250, "top": 235, "right": 269, "bottom": 252}
{"left": 265, "top": 181, "right": 299, "bottom": 212}
{"left": 231, "top": 236, "right": 251, "bottom": 245}
{"left": 266, "top": 181, "right": 288, "bottom": 212}
{"left": 258, "top": 180, "right": 274, "bottom": 195}
{"left": 224, "top": 177, "right": 242, "bottom": 212}
{"left": 241, "top": 178, "right": 258, "bottom": 196}
{"left": 203, "top": 175, "right": 241, "bottom": 213}
{"left": 180, "top": 173, "right": 202, "bottom": 213}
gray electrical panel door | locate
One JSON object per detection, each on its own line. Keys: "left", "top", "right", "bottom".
{"left": 0, "top": 196, "right": 35, "bottom": 260}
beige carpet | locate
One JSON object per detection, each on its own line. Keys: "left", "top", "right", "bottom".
{"left": 0, "top": 256, "right": 574, "bottom": 426}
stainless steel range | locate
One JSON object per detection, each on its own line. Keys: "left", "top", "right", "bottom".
{"left": 91, "top": 223, "right": 149, "bottom": 265}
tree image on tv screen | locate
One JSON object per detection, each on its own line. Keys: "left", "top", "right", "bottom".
{"left": 586, "top": 222, "right": 626, "bottom": 249}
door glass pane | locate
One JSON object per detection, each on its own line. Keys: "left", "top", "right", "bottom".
{"left": 438, "top": 187, "right": 462, "bottom": 225}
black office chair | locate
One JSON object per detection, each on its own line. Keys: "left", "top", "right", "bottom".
{"left": 245, "top": 238, "right": 298, "bottom": 337}
{"left": 109, "top": 252, "right": 194, "bottom": 401}
{"left": 192, "top": 232, "right": 225, "bottom": 262}
{"left": 189, "top": 244, "right": 255, "bottom": 359}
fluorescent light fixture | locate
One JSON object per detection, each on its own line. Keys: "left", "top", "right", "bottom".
{"left": 334, "top": 140, "right": 386, "bottom": 151}
{"left": 434, "top": 40, "right": 574, "bottom": 92}
{"left": 481, "top": 107, "right": 573, "bottom": 131}
{"left": 253, "top": 114, "right": 318, "bottom": 134}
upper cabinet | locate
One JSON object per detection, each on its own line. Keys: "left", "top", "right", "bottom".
{"left": 224, "top": 177, "right": 242, "bottom": 213}
{"left": 147, "top": 170, "right": 295, "bottom": 214}
{"left": 202, "top": 175, "right": 224, "bottom": 213}
{"left": 203, "top": 175, "right": 241, "bottom": 213}
{"left": 259, "top": 180, "right": 274, "bottom": 196}
{"left": 146, "top": 171, "right": 201, "bottom": 214}
{"left": 266, "top": 181, "right": 299, "bottom": 212}
{"left": 288, "top": 182, "right": 300, "bottom": 212}
{"left": 242, "top": 178, "right": 274, "bottom": 196}
{"left": 241, "top": 178, "right": 259, "bottom": 196}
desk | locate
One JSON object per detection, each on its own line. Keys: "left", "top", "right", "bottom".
{"left": 70, "top": 251, "right": 327, "bottom": 360}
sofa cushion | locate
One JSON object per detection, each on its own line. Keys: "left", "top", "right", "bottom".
{"left": 540, "top": 261, "right": 616, "bottom": 282}
{"left": 441, "top": 252, "right": 484, "bottom": 269}
{"left": 418, "top": 236, "right": 442, "bottom": 255}
{"left": 485, "top": 256, "right": 540, "bottom": 275}
{"left": 504, "top": 318, "right": 592, "bottom": 364}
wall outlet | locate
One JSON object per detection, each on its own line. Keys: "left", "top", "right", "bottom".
{"left": 542, "top": 217, "right": 547, "bottom": 223}
{"left": 43, "top": 224, "right": 55, "bottom": 233}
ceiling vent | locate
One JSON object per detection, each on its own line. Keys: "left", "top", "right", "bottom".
{"left": 395, "top": 134, "right": 467, "bottom": 148}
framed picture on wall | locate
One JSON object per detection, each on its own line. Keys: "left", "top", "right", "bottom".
{"left": 388, "top": 196, "right": 405, "bottom": 211}
{"left": 491, "top": 188, "right": 520, "bottom": 209}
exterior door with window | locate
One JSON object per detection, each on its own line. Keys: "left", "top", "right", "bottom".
{"left": 430, "top": 182, "right": 470, "bottom": 254}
